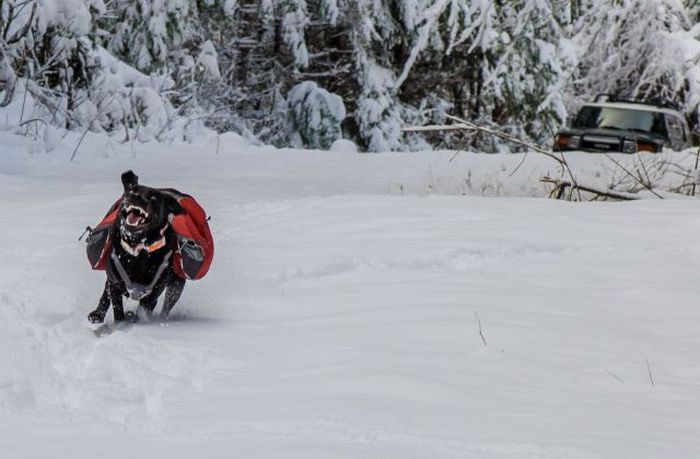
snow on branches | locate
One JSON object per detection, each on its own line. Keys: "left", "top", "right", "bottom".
{"left": 2, "top": 0, "right": 700, "bottom": 153}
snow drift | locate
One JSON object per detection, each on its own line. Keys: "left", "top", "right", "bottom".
{"left": 1, "top": 132, "right": 700, "bottom": 458}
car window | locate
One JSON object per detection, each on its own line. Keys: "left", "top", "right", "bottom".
{"left": 574, "top": 106, "right": 668, "bottom": 138}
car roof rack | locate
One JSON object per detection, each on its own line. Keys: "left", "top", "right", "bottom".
{"left": 593, "top": 93, "right": 680, "bottom": 111}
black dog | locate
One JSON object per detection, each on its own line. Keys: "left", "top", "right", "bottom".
{"left": 88, "top": 171, "right": 186, "bottom": 323}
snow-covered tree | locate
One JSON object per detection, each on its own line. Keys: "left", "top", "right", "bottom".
{"left": 101, "top": 0, "right": 201, "bottom": 74}
{"left": 3, "top": 0, "right": 700, "bottom": 151}
{"left": 573, "top": 0, "right": 690, "bottom": 106}
{"left": 282, "top": 0, "right": 310, "bottom": 68}
{"left": 355, "top": 59, "right": 403, "bottom": 152}
{"left": 482, "top": 0, "right": 572, "bottom": 144}
{"left": 288, "top": 80, "right": 345, "bottom": 149}
{"left": 0, "top": 0, "right": 203, "bottom": 141}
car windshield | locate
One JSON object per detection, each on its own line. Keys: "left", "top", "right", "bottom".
{"left": 573, "top": 106, "right": 668, "bottom": 138}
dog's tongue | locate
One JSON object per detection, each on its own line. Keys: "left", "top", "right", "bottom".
{"left": 126, "top": 212, "right": 143, "bottom": 226}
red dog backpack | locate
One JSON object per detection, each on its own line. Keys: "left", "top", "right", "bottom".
{"left": 85, "top": 191, "right": 214, "bottom": 281}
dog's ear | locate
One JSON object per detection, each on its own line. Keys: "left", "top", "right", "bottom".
{"left": 165, "top": 195, "right": 184, "bottom": 216}
{"left": 121, "top": 171, "right": 139, "bottom": 192}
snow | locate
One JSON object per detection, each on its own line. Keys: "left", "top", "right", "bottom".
{"left": 197, "top": 40, "right": 222, "bottom": 80}
{"left": 330, "top": 138, "right": 359, "bottom": 153}
{"left": 2, "top": 131, "right": 700, "bottom": 457}
{"left": 36, "top": 0, "right": 93, "bottom": 35}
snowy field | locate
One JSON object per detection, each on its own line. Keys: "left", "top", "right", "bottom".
{"left": 2, "top": 132, "right": 700, "bottom": 458}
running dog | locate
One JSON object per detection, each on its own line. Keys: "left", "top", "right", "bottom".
{"left": 87, "top": 171, "right": 187, "bottom": 323}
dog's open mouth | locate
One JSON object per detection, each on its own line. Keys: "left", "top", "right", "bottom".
{"left": 124, "top": 205, "right": 150, "bottom": 227}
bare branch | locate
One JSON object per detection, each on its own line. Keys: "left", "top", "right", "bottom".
{"left": 403, "top": 114, "right": 586, "bottom": 199}
{"left": 507, "top": 151, "right": 530, "bottom": 177}
{"left": 70, "top": 97, "right": 119, "bottom": 161}
{"left": 19, "top": 117, "right": 47, "bottom": 127}
{"left": 602, "top": 153, "right": 664, "bottom": 199}
{"left": 5, "top": 2, "right": 36, "bottom": 45}
{"left": 25, "top": 80, "right": 80, "bottom": 126}
{"left": 692, "top": 145, "right": 700, "bottom": 197}
{"left": 541, "top": 177, "right": 639, "bottom": 201}
{"left": 446, "top": 114, "right": 563, "bottom": 161}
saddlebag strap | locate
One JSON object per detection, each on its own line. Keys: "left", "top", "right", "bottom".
{"left": 110, "top": 250, "right": 173, "bottom": 301}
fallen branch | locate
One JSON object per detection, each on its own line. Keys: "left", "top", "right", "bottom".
{"left": 404, "top": 117, "right": 564, "bottom": 165}
{"left": 404, "top": 115, "right": 585, "bottom": 199}
{"left": 403, "top": 115, "right": 696, "bottom": 201}
{"left": 540, "top": 176, "right": 639, "bottom": 201}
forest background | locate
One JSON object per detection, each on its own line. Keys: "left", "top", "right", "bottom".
{"left": 2, "top": 0, "right": 700, "bottom": 153}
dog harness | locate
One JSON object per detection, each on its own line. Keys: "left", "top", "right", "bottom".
{"left": 110, "top": 249, "right": 173, "bottom": 300}
{"left": 119, "top": 233, "right": 167, "bottom": 257}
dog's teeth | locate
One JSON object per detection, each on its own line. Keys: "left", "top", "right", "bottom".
{"left": 125, "top": 205, "right": 148, "bottom": 219}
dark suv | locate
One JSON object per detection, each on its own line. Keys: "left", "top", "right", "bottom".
{"left": 554, "top": 96, "right": 692, "bottom": 153}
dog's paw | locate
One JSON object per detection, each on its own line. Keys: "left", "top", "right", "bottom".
{"left": 88, "top": 309, "right": 106, "bottom": 324}
{"left": 125, "top": 311, "right": 139, "bottom": 323}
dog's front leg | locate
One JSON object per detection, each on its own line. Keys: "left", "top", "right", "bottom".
{"left": 109, "top": 283, "right": 126, "bottom": 322}
{"left": 140, "top": 296, "right": 158, "bottom": 317}
{"left": 87, "top": 281, "right": 111, "bottom": 324}
{"left": 161, "top": 276, "right": 186, "bottom": 320}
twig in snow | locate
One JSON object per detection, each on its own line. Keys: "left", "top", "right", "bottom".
{"left": 540, "top": 177, "right": 639, "bottom": 201}
{"left": 474, "top": 311, "right": 487, "bottom": 348}
{"left": 604, "top": 368, "right": 625, "bottom": 383}
{"left": 19, "top": 61, "right": 28, "bottom": 125}
{"left": 692, "top": 144, "right": 700, "bottom": 197}
{"left": 508, "top": 150, "right": 529, "bottom": 177}
{"left": 448, "top": 149, "right": 465, "bottom": 162}
{"left": 603, "top": 153, "right": 663, "bottom": 199}
{"left": 635, "top": 152, "right": 653, "bottom": 190}
{"left": 646, "top": 359, "right": 655, "bottom": 386}
{"left": 131, "top": 124, "right": 140, "bottom": 159}
{"left": 70, "top": 129, "right": 91, "bottom": 162}
{"left": 71, "top": 97, "right": 118, "bottom": 161}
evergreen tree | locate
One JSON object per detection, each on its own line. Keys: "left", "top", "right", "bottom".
{"left": 3, "top": 0, "right": 700, "bottom": 151}
{"left": 573, "top": 0, "right": 690, "bottom": 107}
{"left": 483, "top": 0, "right": 571, "bottom": 144}
{"left": 288, "top": 80, "right": 346, "bottom": 149}
{"left": 100, "top": 0, "right": 200, "bottom": 74}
